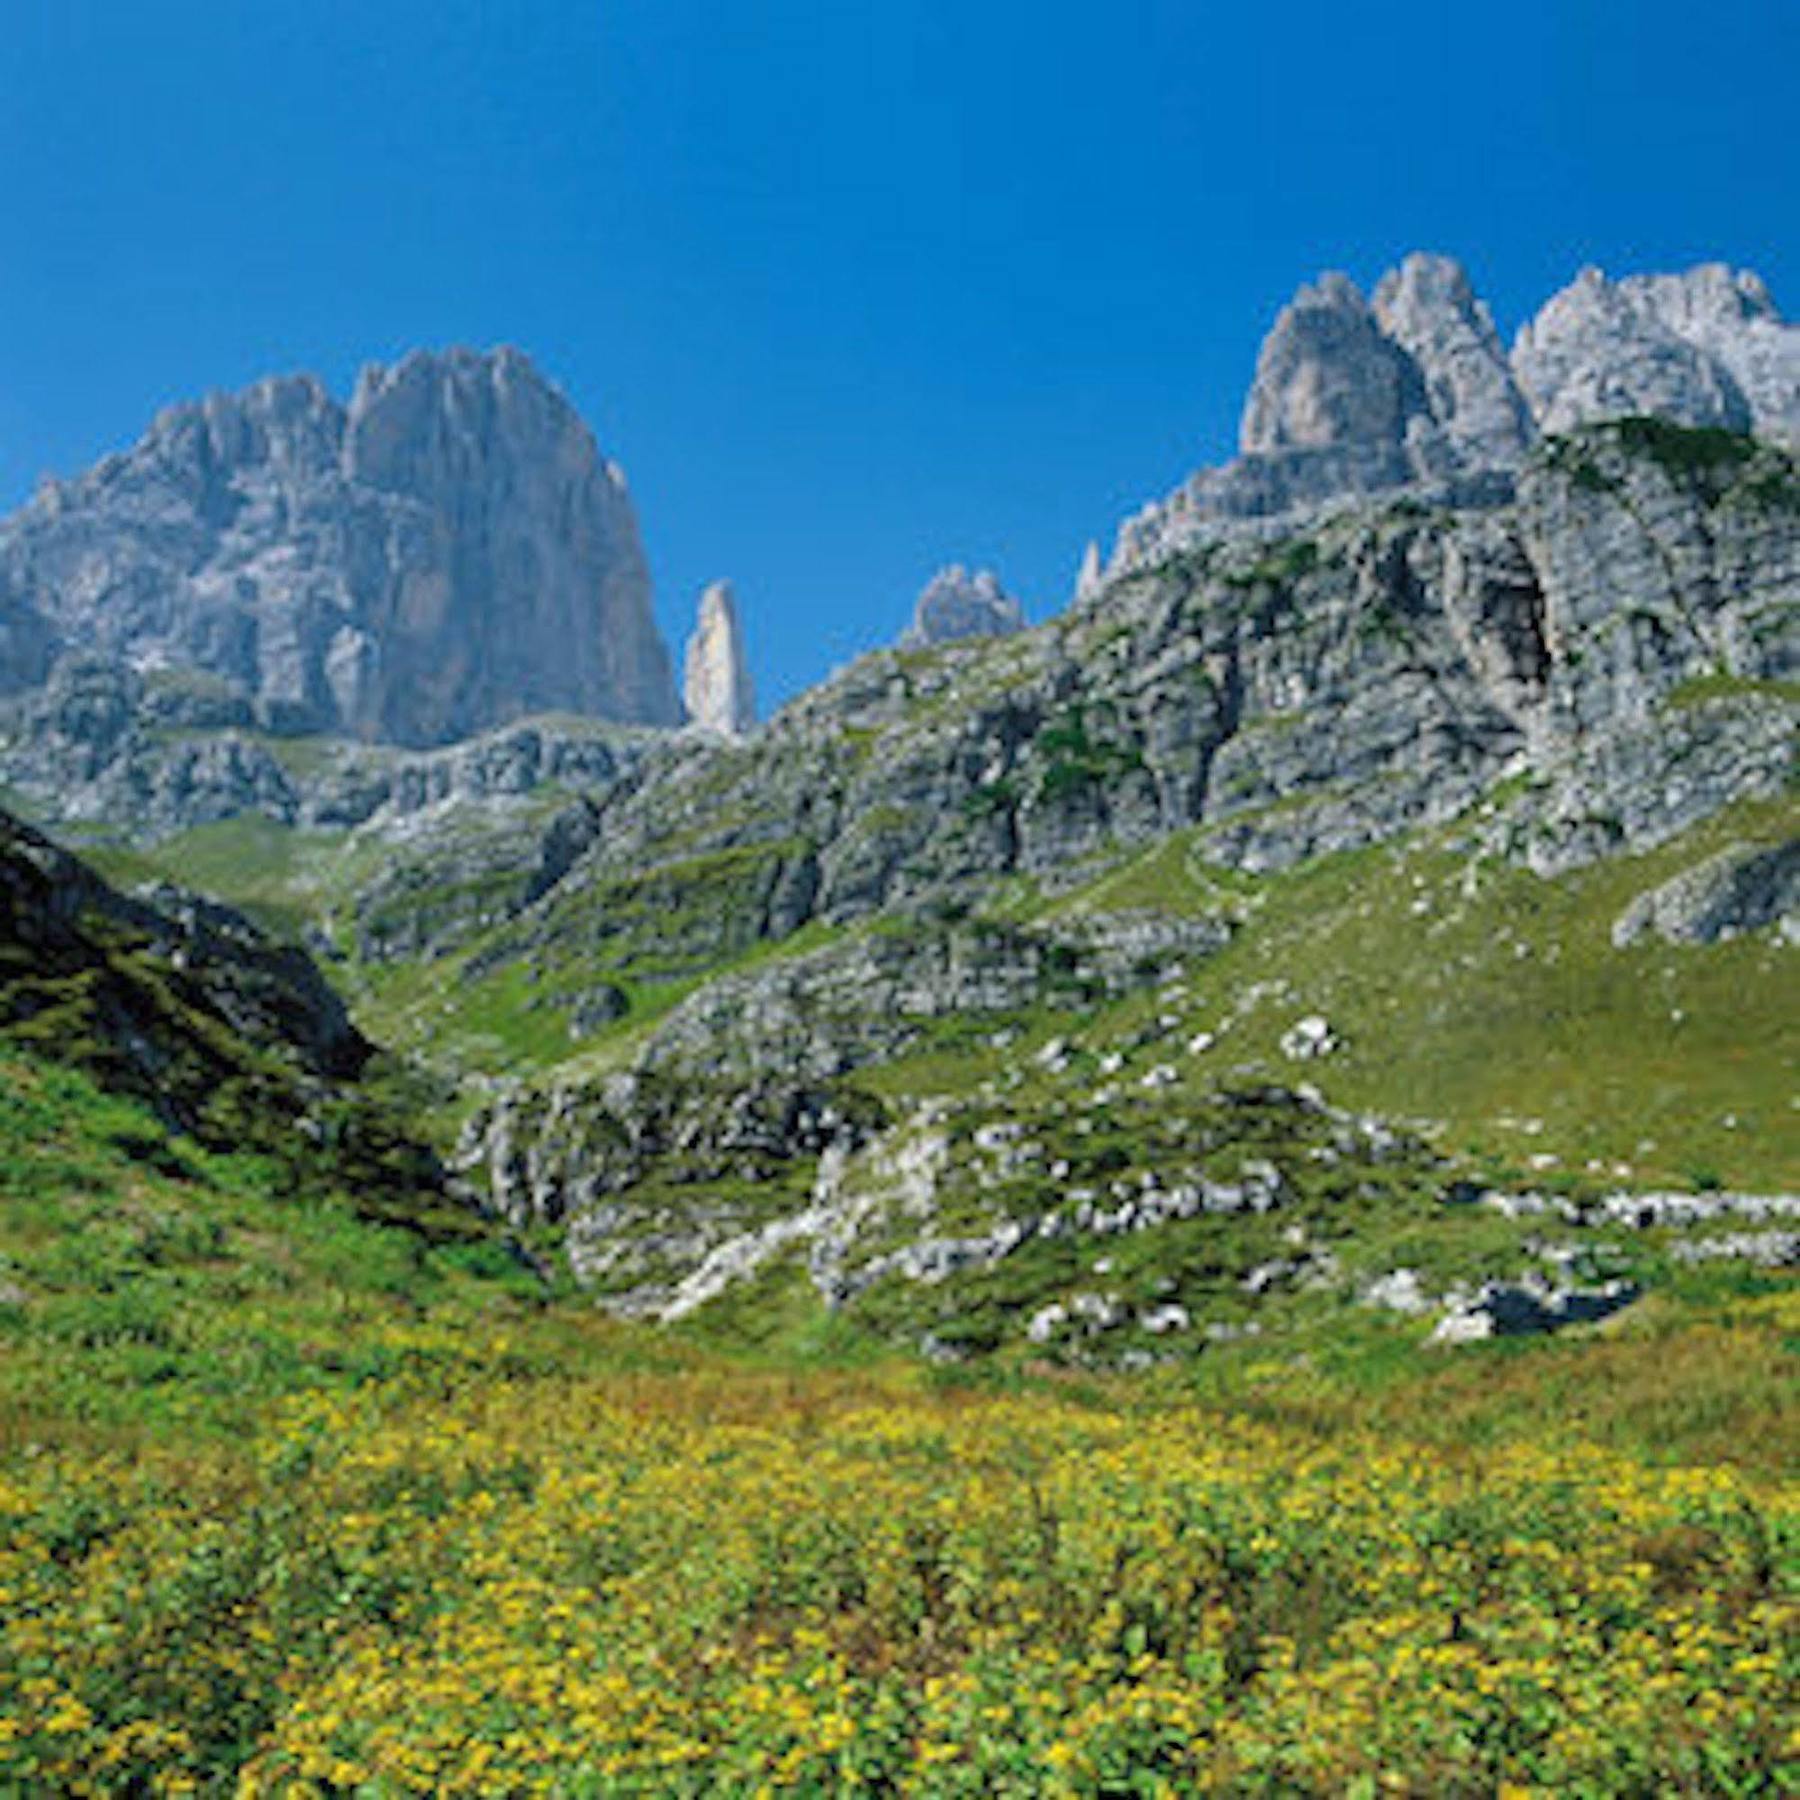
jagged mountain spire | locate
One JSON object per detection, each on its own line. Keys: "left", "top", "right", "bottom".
{"left": 1107, "top": 253, "right": 1798, "bottom": 578}
{"left": 683, "top": 580, "right": 756, "bottom": 736}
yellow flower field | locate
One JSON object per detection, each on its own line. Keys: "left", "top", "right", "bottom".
{"left": 3, "top": 1337, "right": 1793, "bottom": 1796}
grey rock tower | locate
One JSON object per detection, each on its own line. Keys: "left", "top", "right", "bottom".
{"left": 0, "top": 347, "right": 683, "bottom": 744}
{"left": 683, "top": 580, "right": 756, "bottom": 736}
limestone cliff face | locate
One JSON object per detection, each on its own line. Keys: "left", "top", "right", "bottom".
{"left": 1514, "top": 264, "right": 1800, "bottom": 446}
{"left": 0, "top": 591, "right": 55, "bottom": 695}
{"left": 1238, "top": 271, "right": 1427, "bottom": 464}
{"left": 682, "top": 580, "right": 756, "bottom": 736}
{"left": 1, "top": 265, "right": 1793, "bottom": 898}
{"left": 394, "top": 420, "right": 1791, "bottom": 992}
{"left": 0, "top": 349, "right": 681, "bottom": 745}
{"left": 1373, "top": 253, "right": 1536, "bottom": 475}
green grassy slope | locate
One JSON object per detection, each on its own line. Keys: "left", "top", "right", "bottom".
{"left": 0, "top": 1041, "right": 1792, "bottom": 1795}
{"left": 1053, "top": 792, "right": 1798, "bottom": 1192}
{"left": 0, "top": 1049, "right": 551, "bottom": 1444}
{"left": 97, "top": 772, "right": 1798, "bottom": 1197}
{"left": 851, "top": 791, "right": 1798, "bottom": 1195}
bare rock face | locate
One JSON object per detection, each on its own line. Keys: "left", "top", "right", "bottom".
{"left": 0, "top": 348, "right": 681, "bottom": 745}
{"left": 901, "top": 566, "right": 1025, "bottom": 648}
{"left": 1239, "top": 271, "right": 1426, "bottom": 461}
{"left": 0, "top": 591, "right": 55, "bottom": 696}
{"left": 1118, "top": 257, "right": 1526, "bottom": 560}
{"left": 1624, "top": 268, "right": 1800, "bottom": 446}
{"left": 1373, "top": 252, "right": 1536, "bottom": 476}
{"left": 1076, "top": 541, "right": 1104, "bottom": 601}
{"left": 1612, "top": 839, "right": 1800, "bottom": 947}
{"left": 1514, "top": 266, "right": 1758, "bottom": 438}
{"left": 340, "top": 348, "right": 680, "bottom": 742}
{"left": 683, "top": 579, "right": 756, "bottom": 736}
{"left": 1109, "top": 254, "right": 1799, "bottom": 578}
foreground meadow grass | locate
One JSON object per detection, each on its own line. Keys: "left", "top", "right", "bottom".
{"left": 1, "top": 1051, "right": 1795, "bottom": 1795}
{"left": 4, "top": 1351, "right": 1795, "bottom": 1796}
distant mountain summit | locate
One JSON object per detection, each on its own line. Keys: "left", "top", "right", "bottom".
{"left": 1116, "top": 254, "right": 1800, "bottom": 572}
{"left": 1515, "top": 263, "right": 1798, "bottom": 440}
{"left": 0, "top": 347, "right": 681, "bottom": 746}
{"left": 901, "top": 565, "right": 1025, "bottom": 648}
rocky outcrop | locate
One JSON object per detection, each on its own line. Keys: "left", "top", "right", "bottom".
{"left": 682, "top": 580, "right": 755, "bottom": 736}
{"left": 0, "top": 656, "right": 649, "bottom": 839}
{"left": 1117, "top": 255, "right": 1531, "bottom": 556}
{"left": 562, "top": 421, "right": 1794, "bottom": 918}
{"left": 1612, "top": 838, "right": 1800, "bottom": 946}
{"left": 9, "top": 419, "right": 1790, "bottom": 991}
{"left": 1112, "top": 254, "right": 1799, "bottom": 573}
{"left": 635, "top": 911, "right": 1232, "bottom": 1084}
{"left": 1373, "top": 253, "right": 1536, "bottom": 476}
{"left": 900, "top": 566, "right": 1025, "bottom": 647}
{"left": 0, "top": 592, "right": 55, "bottom": 694}
{"left": 1515, "top": 265, "right": 1800, "bottom": 447}
{"left": 0, "top": 348, "right": 681, "bottom": 745}
{"left": 0, "top": 803, "right": 367, "bottom": 1126}
{"left": 453, "top": 1070, "right": 889, "bottom": 1309}
{"left": 1430, "top": 1277, "right": 1641, "bottom": 1343}
{"left": 1076, "top": 541, "right": 1105, "bottom": 600}
{"left": 1238, "top": 271, "right": 1429, "bottom": 466}
{"left": 454, "top": 1061, "right": 1456, "bottom": 1348}
{"left": 296, "top": 415, "right": 1795, "bottom": 994}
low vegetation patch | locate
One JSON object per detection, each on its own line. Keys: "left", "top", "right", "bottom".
{"left": 0, "top": 1048, "right": 1794, "bottom": 1795}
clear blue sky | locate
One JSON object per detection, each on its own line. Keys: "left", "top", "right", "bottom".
{"left": 2, "top": 1, "right": 1795, "bottom": 708}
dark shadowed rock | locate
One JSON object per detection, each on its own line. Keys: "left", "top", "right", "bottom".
{"left": 1612, "top": 838, "right": 1800, "bottom": 946}
{"left": 1239, "top": 271, "right": 1427, "bottom": 462}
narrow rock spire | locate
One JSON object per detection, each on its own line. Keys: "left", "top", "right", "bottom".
{"left": 1076, "top": 540, "right": 1104, "bottom": 601}
{"left": 683, "top": 580, "right": 756, "bottom": 736}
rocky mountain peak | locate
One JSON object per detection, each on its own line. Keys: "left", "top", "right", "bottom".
{"left": 1622, "top": 262, "right": 1780, "bottom": 331}
{"left": 1372, "top": 252, "right": 1535, "bottom": 473}
{"left": 0, "top": 346, "right": 682, "bottom": 746}
{"left": 344, "top": 345, "right": 587, "bottom": 491}
{"left": 901, "top": 566, "right": 1025, "bottom": 648}
{"left": 683, "top": 579, "right": 756, "bottom": 737}
{"left": 1514, "top": 265, "right": 1753, "bottom": 437}
{"left": 1109, "top": 253, "right": 1799, "bottom": 577}
{"left": 1076, "top": 540, "right": 1104, "bottom": 600}
{"left": 1238, "top": 272, "right": 1425, "bottom": 458}
{"left": 1512, "top": 263, "right": 1798, "bottom": 446}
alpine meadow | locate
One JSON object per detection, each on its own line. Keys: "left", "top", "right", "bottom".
{"left": 0, "top": 8, "right": 1796, "bottom": 1792}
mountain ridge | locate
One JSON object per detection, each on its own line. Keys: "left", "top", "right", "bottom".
{"left": 3, "top": 254, "right": 1794, "bottom": 762}
{"left": 0, "top": 258, "right": 1792, "bottom": 1349}
{"left": 1112, "top": 253, "right": 1800, "bottom": 575}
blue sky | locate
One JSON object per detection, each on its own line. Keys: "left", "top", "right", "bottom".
{"left": 2, "top": 1, "right": 1795, "bottom": 708}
